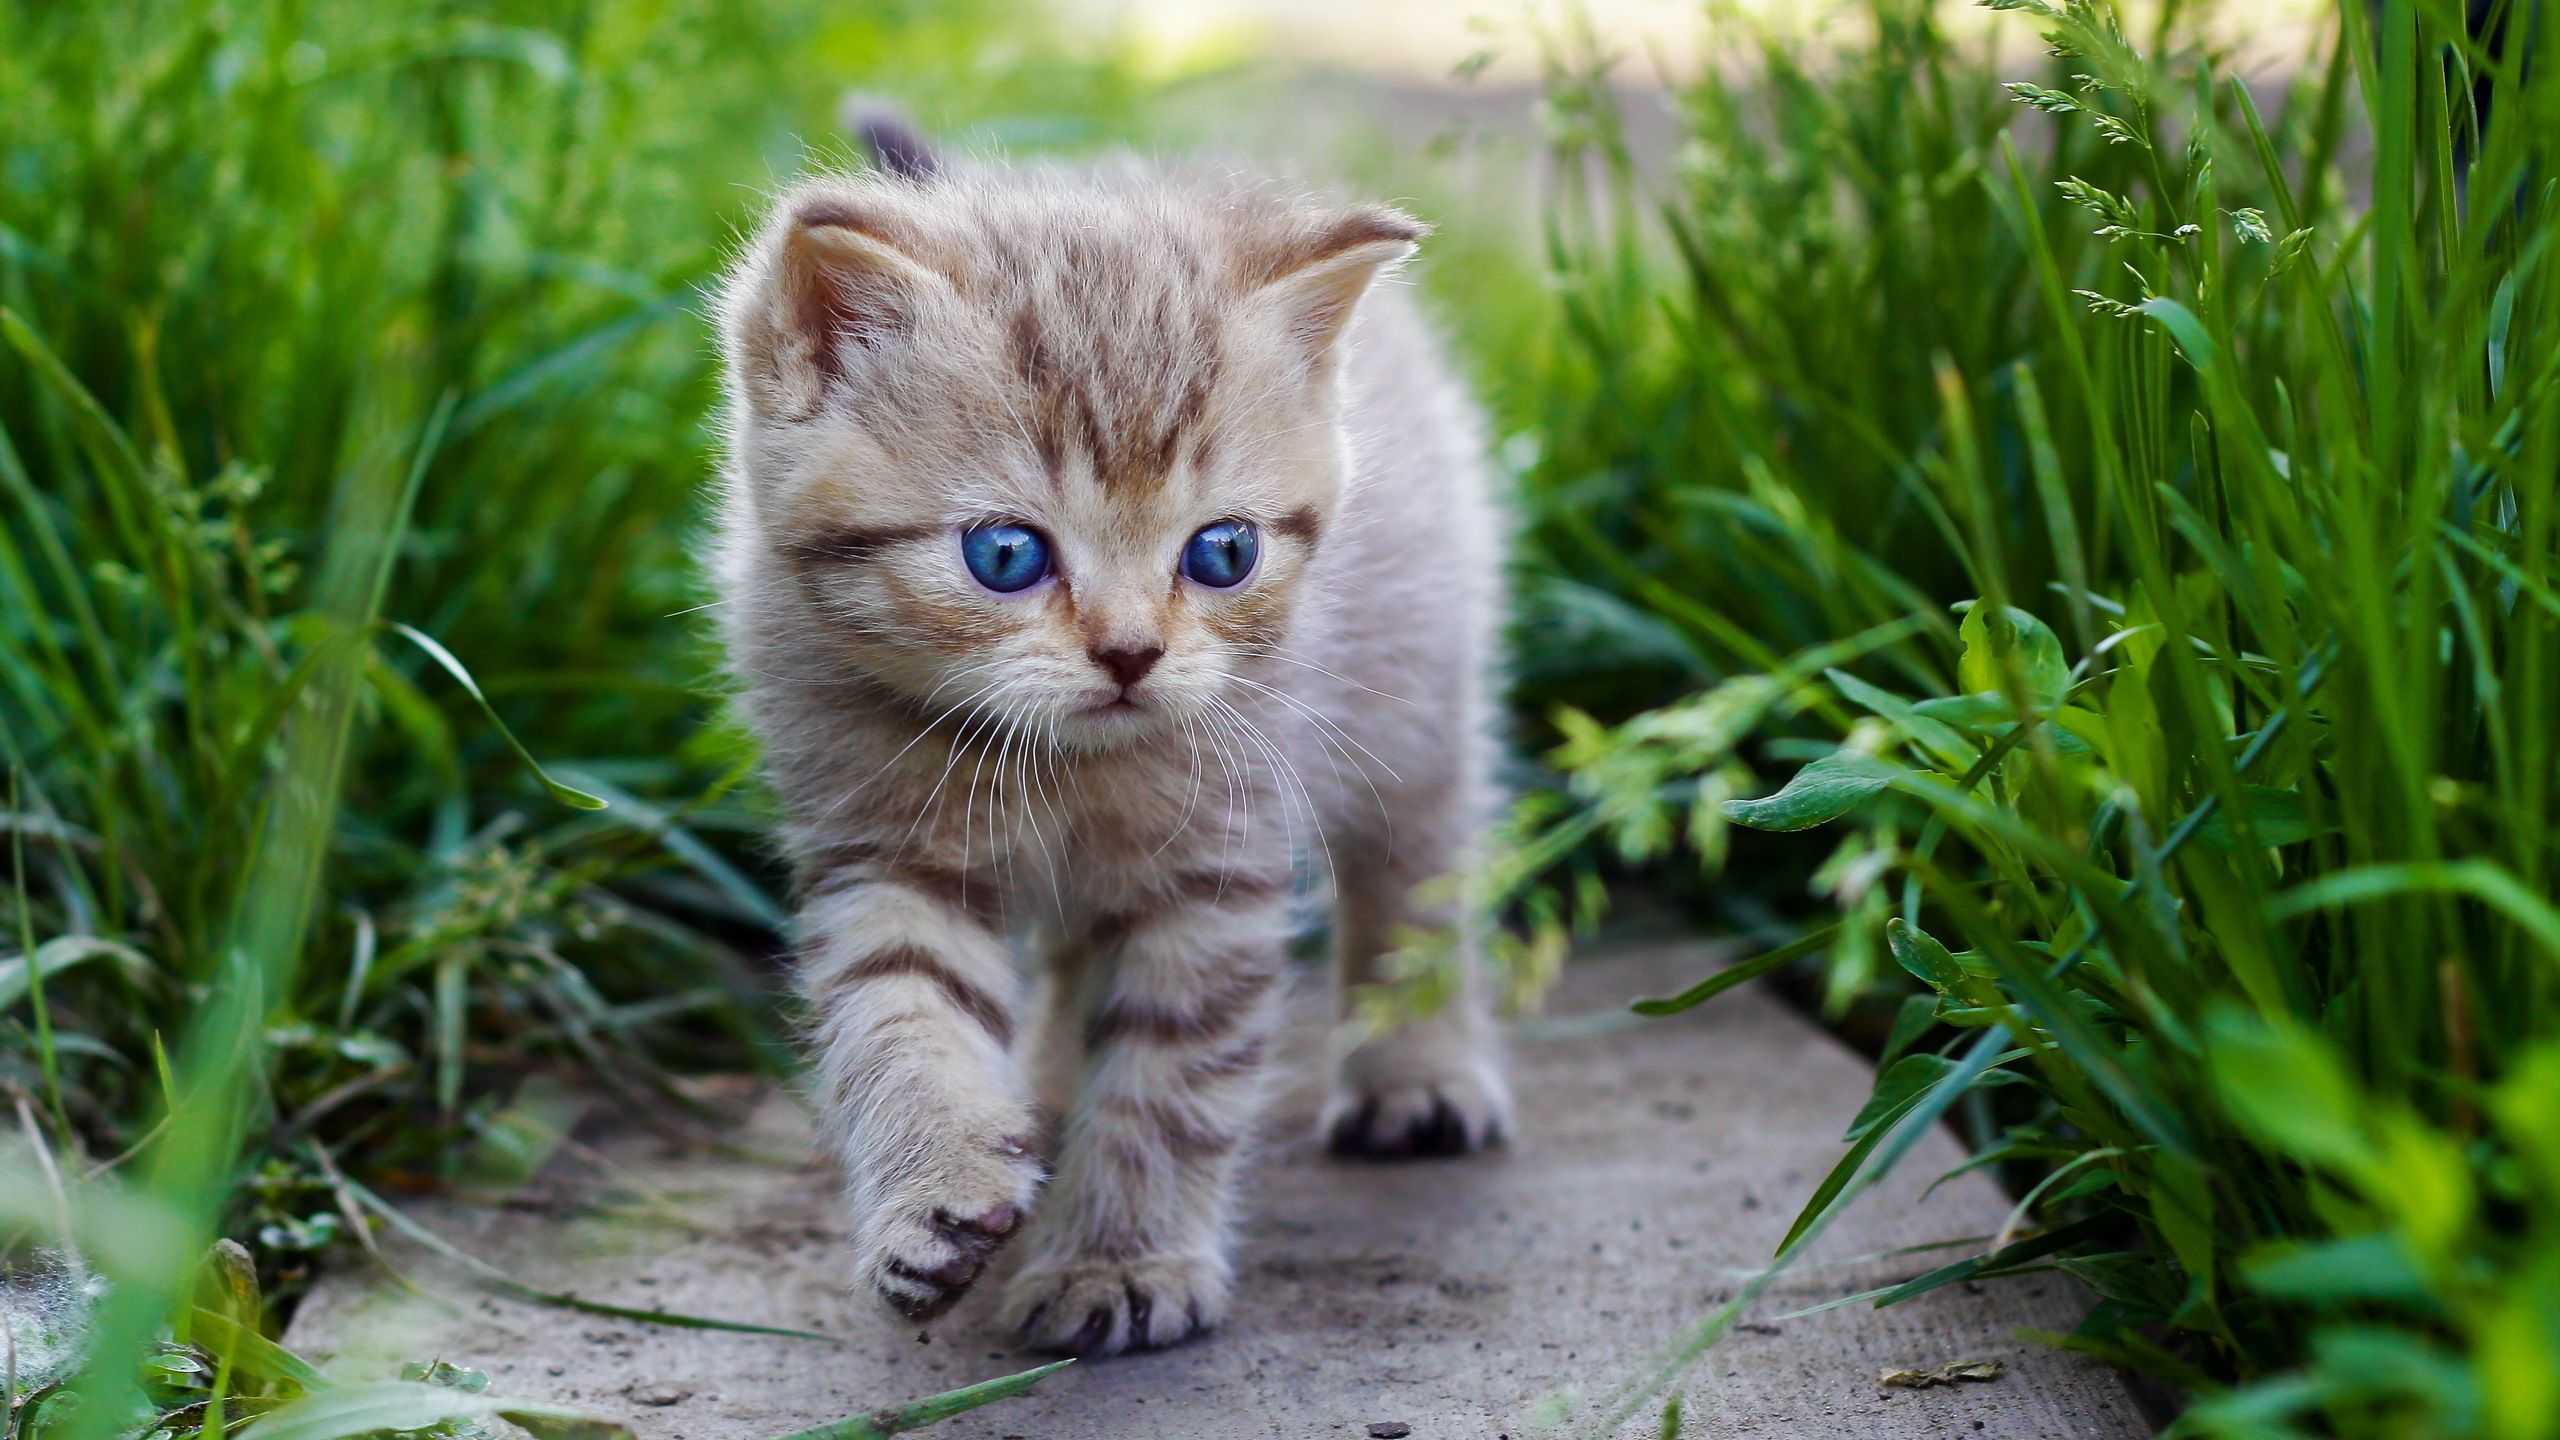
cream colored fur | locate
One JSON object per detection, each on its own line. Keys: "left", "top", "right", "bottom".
{"left": 708, "top": 158, "right": 1510, "bottom": 1357}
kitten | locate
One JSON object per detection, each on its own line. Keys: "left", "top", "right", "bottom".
{"left": 707, "top": 134, "right": 1511, "bottom": 1358}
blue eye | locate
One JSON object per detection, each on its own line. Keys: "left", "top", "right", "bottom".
{"left": 1181, "top": 520, "right": 1258, "bottom": 588}
{"left": 961, "top": 524, "right": 1051, "bottom": 593}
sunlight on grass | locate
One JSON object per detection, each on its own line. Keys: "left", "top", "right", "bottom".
{"left": 3, "top": 0, "right": 2553, "bottom": 1437}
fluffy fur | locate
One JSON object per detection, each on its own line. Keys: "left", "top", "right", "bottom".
{"left": 708, "top": 155, "right": 1511, "bottom": 1357}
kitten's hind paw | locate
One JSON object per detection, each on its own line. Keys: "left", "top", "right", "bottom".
{"left": 1001, "top": 1251, "right": 1230, "bottom": 1357}
{"left": 1323, "top": 1057, "right": 1513, "bottom": 1159}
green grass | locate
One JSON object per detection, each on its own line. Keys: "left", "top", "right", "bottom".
{"left": 0, "top": 0, "right": 1147, "bottom": 1432}
{"left": 1508, "top": 1, "right": 2560, "bottom": 1435}
{"left": 13, "top": 0, "right": 2557, "bottom": 1434}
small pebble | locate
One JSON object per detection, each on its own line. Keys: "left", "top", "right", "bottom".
{"left": 629, "top": 1385, "right": 690, "bottom": 1408}
{"left": 1367, "top": 1425, "right": 1412, "bottom": 1439}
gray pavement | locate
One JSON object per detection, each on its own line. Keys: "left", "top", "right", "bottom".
{"left": 286, "top": 943, "right": 2150, "bottom": 1439}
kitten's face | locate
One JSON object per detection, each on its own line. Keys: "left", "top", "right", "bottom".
{"left": 719, "top": 174, "right": 1419, "bottom": 751}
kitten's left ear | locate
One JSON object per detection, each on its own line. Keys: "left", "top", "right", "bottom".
{"left": 1253, "top": 205, "right": 1426, "bottom": 363}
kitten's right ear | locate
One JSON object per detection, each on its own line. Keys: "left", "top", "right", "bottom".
{"left": 720, "top": 194, "right": 943, "bottom": 420}
{"left": 1250, "top": 205, "right": 1425, "bottom": 367}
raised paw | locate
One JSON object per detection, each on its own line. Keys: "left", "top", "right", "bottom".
{"left": 1000, "top": 1250, "right": 1230, "bottom": 1357}
{"left": 853, "top": 1128, "right": 1043, "bottom": 1322}
{"left": 1323, "top": 1053, "right": 1513, "bottom": 1159}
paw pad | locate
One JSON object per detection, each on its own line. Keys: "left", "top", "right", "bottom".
{"left": 1323, "top": 1067, "right": 1512, "bottom": 1160}
{"left": 875, "top": 1201, "right": 1029, "bottom": 1321}
{"left": 1003, "top": 1255, "right": 1227, "bottom": 1357}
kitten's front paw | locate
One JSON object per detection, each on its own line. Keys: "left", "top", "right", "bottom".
{"left": 1000, "top": 1250, "right": 1230, "bottom": 1357}
{"left": 1323, "top": 1048, "right": 1513, "bottom": 1158}
{"left": 853, "top": 1127, "right": 1043, "bottom": 1322}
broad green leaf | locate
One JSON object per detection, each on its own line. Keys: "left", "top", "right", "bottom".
{"left": 1721, "top": 751, "right": 1903, "bottom": 832}
{"left": 2150, "top": 1151, "right": 2219, "bottom": 1322}
{"left": 1956, "top": 603, "right": 2069, "bottom": 708}
{"left": 235, "top": 1381, "right": 601, "bottom": 1440}
{"left": 1887, "top": 918, "right": 2002, "bottom": 1009}
{"left": 2191, "top": 785, "right": 2325, "bottom": 851}
{"left": 2135, "top": 297, "right": 2224, "bottom": 372}
{"left": 1845, "top": 1054, "right": 1960, "bottom": 1144}
{"left": 2488, "top": 1043, "right": 2560, "bottom": 1198}
{"left": 1886, "top": 917, "right": 1966, "bottom": 993}
{"left": 1, "top": 936, "right": 154, "bottom": 1012}
{"left": 1911, "top": 693, "right": 2092, "bottom": 754}
{"left": 1824, "top": 668, "right": 1971, "bottom": 766}
{"left": 2369, "top": 1114, "right": 2475, "bottom": 1262}
{"left": 1844, "top": 1049, "right": 2025, "bottom": 1143}
{"left": 2202, "top": 1008, "right": 2374, "bottom": 1174}
{"left": 185, "top": 1309, "right": 324, "bottom": 1393}
{"left": 2308, "top": 1327, "right": 2478, "bottom": 1425}
{"left": 2243, "top": 1234, "right": 2434, "bottom": 1309}
{"left": 2474, "top": 1256, "right": 2560, "bottom": 1440}
{"left": 1876, "top": 992, "right": 1941, "bottom": 1069}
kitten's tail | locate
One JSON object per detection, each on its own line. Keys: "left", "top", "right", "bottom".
{"left": 840, "top": 95, "right": 941, "bottom": 182}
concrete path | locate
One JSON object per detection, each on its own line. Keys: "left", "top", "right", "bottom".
{"left": 286, "top": 943, "right": 2149, "bottom": 1438}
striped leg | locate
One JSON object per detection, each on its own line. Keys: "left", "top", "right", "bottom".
{"left": 999, "top": 873, "right": 1292, "bottom": 1356}
{"left": 1321, "top": 851, "right": 1513, "bottom": 1157}
{"left": 800, "top": 873, "right": 1042, "bottom": 1321}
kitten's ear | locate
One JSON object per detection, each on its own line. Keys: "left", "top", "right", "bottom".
{"left": 720, "top": 192, "right": 944, "bottom": 419}
{"left": 1252, "top": 205, "right": 1426, "bottom": 364}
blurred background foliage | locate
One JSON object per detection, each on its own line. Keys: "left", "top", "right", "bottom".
{"left": 4, "top": 1, "right": 2557, "bottom": 1438}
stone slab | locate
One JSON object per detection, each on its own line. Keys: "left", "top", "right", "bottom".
{"left": 286, "top": 944, "right": 2150, "bottom": 1439}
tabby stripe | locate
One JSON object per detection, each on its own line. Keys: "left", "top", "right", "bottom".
{"left": 825, "top": 943, "right": 1014, "bottom": 1047}
{"left": 1086, "top": 958, "right": 1280, "bottom": 1048}
{"left": 1167, "top": 868, "right": 1290, "bottom": 905}
{"left": 1096, "top": 1095, "right": 1241, "bottom": 1161}
{"left": 1086, "top": 869, "right": 1291, "bottom": 947}
{"left": 798, "top": 840, "right": 1000, "bottom": 924}
{"left": 1177, "top": 1035, "right": 1269, "bottom": 1082}
{"left": 783, "top": 523, "right": 936, "bottom": 569}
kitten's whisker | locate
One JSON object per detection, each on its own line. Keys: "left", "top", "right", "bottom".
{"left": 1001, "top": 704, "right": 1052, "bottom": 904}
{"left": 1210, "top": 695, "right": 1329, "bottom": 893}
{"left": 1192, "top": 699, "right": 1250, "bottom": 889}
{"left": 896, "top": 689, "right": 1008, "bottom": 868}
{"left": 1199, "top": 697, "right": 1296, "bottom": 898}
{"left": 1231, "top": 643, "right": 1417, "bottom": 708}
{"left": 1027, "top": 711, "right": 1070, "bottom": 916}
{"left": 1241, "top": 681, "right": 1361, "bottom": 833}
{"left": 1000, "top": 704, "right": 1039, "bottom": 897}
{"left": 964, "top": 703, "right": 1003, "bottom": 889}
{"left": 1153, "top": 714, "right": 1211, "bottom": 860}
{"left": 1227, "top": 677, "right": 1398, "bottom": 859}
{"left": 1225, "top": 674, "right": 1405, "bottom": 787}
{"left": 816, "top": 667, "right": 1011, "bottom": 825}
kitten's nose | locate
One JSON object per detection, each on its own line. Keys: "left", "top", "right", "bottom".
{"left": 1090, "top": 643, "right": 1164, "bottom": 689}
